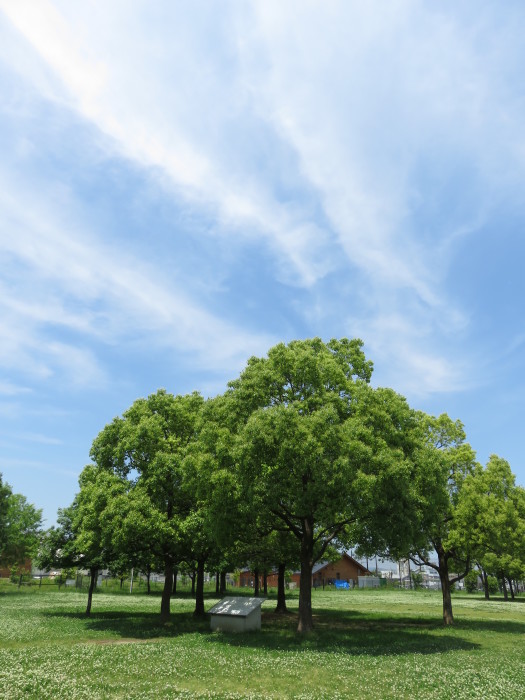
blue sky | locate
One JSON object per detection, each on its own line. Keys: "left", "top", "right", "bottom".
{"left": 1, "top": 1, "right": 524, "bottom": 526}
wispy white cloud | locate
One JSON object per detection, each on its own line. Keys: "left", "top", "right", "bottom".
{"left": 19, "top": 432, "right": 63, "bottom": 446}
{"left": 345, "top": 311, "right": 473, "bottom": 397}
{"left": 235, "top": 0, "right": 525, "bottom": 392}
{"left": 0, "top": 167, "right": 275, "bottom": 387}
{"left": 242, "top": 1, "right": 502, "bottom": 295}
{"left": 0, "top": 431, "right": 62, "bottom": 446}
{"left": 0, "top": 381, "right": 31, "bottom": 396}
{"left": 1, "top": 0, "right": 524, "bottom": 400}
{"left": 1, "top": 457, "right": 78, "bottom": 478}
{"left": 0, "top": 0, "right": 338, "bottom": 289}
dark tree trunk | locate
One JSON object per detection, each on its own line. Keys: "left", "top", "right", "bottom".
{"left": 86, "top": 567, "right": 98, "bottom": 617}
{"left": 172, "top": 568, "right": 178, "bottom": 594}
{"left": 275, "top": 562, "right": 288, "bottom": 614}
{"left": 190, "top": 569, "right": 196, "bottom": 596}
{"left": 254, "top": 568, "right": 260, "bottom": 597}
{"left": 501, "top": 574, "right": 508, "bottom": 601}
{"left": 297, "top": 518, "right": 314, "bottom": 633}
{"left": 263, "top": 570, "right": 268, "bottom": 596}
{"left": 146, "top": 570, "right": 151, "bottom": 595}
{"left": 194, "top": 559, "right": 206, "bottom": 617}
{"left": 215, "top": 570, "right": 220, "bottom": 595}
{"left": 508, "top": 578, "right": 515, "bottom": 600}
{"left": 436, "top": 549, "right": 454, "bottom": 625}
{"left": 481, "top": 567, "right": 489, "bottom": 600}
{"left": 120, "top": 576, "right": 124, "bottom": 589}
{"left": 220, "top": 570, "right": 227, "bottom": 595}
{"left": 160, "top": 564, "right": 173, "bottom": 622}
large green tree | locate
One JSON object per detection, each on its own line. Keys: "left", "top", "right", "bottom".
{"left": 90, "top": 389, "right": 204, "bottom": 622}
{"left": 0, "top": 474, "right": 42, "bottom": 572}
{"left": 455, "top": 455, "right": 525, "bottom": 599}
{"left": 406, "top": 413, "right": 478, "bottom": 625}
{"left": 38, "top": 467, "right": 127, "bottom": 615}
{"left": 0, "top": 474, "right": 11, "bottom": 555}
{"left": 181, "top": 394, "right": 247, "bottom": 616}
{"left": 229, "top": 338, "right": 424, "bottom": 633}
{"left": 100, "top": 481, "right": 161, "bottom": 593}
{"left": 73, "top": 465, "right": 128, "bottom": 615}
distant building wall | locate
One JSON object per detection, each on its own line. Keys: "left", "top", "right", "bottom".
{"left": 236, "top": 554, "right": 369, "bottom": 590}
{"left": 310, "top": 555, "right": 369, "bottom": 587}
{"left": 0, "top": 559, "right": 32, "bottom": 578}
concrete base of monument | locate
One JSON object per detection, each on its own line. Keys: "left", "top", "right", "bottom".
{"left": 208, "top": 596, "right": 264, "bottom": 632}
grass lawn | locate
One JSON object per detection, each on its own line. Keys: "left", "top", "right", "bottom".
{"left": 0, "top": 584, "right": 524, "bottom": 699}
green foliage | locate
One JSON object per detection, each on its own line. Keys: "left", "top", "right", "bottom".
{"left": 405, "top": 413, "right": 478, "bottom": 624}
{"left": 0, "top": 473, "right": 11, "bottom": 552}
{"left": 9, "top": 566, "right": 30, "bottom": 584}
{"left": 230, "top": 338, "right": 428, "bottom": 632}
{"left": 464, "top": 570, "right": 480, "bottom": 593}
{"left": 455, "top": 456, "right": 525, "bottom": 587}
{"left": 487, "top": 575, "right": 499, "bottom": 595}
{"left": 41, "top": 339, "right": 524, "bottom": 633}
{"left": 0, "top": 474, "right": 42, "bottom": 569}
{"left": 89, "top": 389, "right": 210, "bottom": 619}
{"left": 36, "top": 506, "right": 77, "bottom": 572}
{"left": 411, "top": 571, "right": 424, "bottom": 589}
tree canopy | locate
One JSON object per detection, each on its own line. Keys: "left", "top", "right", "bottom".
{"left": 90, "top": 389, "right": 205, "bottom": 621}
{"left": 0, "top": 473, "right": 42, "bottom": 572}
{"left": 36, "top": 337, "right": 525, "bottom": 632}
{"left": 230, "top": 338, "right": 428, "bottom": 632}
{"left": 405, "top": 413, "right": 478, "bottom": 624}
{"left": 455, "top": 455, "right": 525, "bottom": 598}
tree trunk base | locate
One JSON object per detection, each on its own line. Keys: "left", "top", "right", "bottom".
{"left": 297, "top": 618, "right": 314, "bottom": 634}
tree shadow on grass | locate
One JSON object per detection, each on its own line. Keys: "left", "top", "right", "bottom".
{"left": 208, "top": 607, "right": 525, "bottom": 657}
{"left": 201, "top": 611, "right": 478, "bottom": 657}
{"left": 318, "top": 607, "right": 525, "bottom": 634}
{"left": 42, "top": 605, "right": 524, "bottom": 657}
{"left": 42, "top": 610, "right": 210, "bottom": 640}
{"left": 458, "top": 594, "right": 525, "bottom": 604}
{"left": 40, "top": 589, "right": 525, "bottom": 658}
{"left": 451, "top": 618, "right": 525, "bottom": 634}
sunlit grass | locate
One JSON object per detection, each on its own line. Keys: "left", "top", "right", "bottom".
{"left": 0, "top": 585, "right": 523, "bottom": 699}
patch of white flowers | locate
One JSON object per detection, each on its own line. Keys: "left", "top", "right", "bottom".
{"left": 1, "top": 591, "right": 523, "bottom": 699}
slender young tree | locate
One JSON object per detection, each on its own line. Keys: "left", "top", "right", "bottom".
{"left": 37, "top": 505, "right": 80, "bottom": 574}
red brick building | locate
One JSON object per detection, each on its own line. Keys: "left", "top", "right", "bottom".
{"left": 0, "top": 558, "right": 32, "bottom": 578}
{"left": 237, "top": 553, "right": 369, "bottom": 589}
{"left": 307, "top": 553, "right": 370, "bottom": 588}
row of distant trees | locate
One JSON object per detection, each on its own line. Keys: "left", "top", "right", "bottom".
{"left": 0, "top": 474, "right": 42, "bottom": 579}
{"left": 6, "top": 338, "right": 525, "bottom": 633}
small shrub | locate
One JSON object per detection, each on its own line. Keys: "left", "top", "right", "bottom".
{"left": 487, "top": 575, "right": 499, "bottom": 594}
{"left": 411, "top": 572, "right": 423, "bottom": 589}
{"left": 464, "top": 570, "right": 480, "bottom": 593}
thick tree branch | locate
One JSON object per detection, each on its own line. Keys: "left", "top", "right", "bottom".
{"left": 409, "top": 551, "right": 439, "bottom": 572}
{"left": 270, "top": 507, "right": 302, "bottom": 539}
